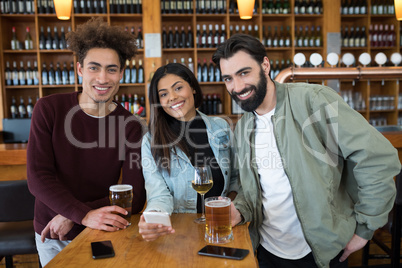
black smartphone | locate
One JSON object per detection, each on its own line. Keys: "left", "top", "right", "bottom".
{"left": 198, "top": 245, "right": 249, "bottom": 260}
{"left": 91, "top": 240, "right": 115, "bottom": 259}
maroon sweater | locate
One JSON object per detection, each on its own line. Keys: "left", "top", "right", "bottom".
{"left": 27, "top": 92, "right": 146, "bottom": 240}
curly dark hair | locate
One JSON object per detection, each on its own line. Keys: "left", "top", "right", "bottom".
{"left": 66, "top": 17, "right": 137, "bottom": 69}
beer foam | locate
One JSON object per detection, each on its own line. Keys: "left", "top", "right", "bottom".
{"left": 206, "top": 200, "right": 229, "bottom": 208}
{"left": 109, "top": 184, "right": 133, "bottom": 192}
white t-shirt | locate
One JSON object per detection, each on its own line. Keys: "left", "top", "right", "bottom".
{"left": 255, "top": 109, "right": 311, "bottom": 259}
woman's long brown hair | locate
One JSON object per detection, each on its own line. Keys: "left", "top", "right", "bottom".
{"left": 148, "top": 63, "right": 203, "bottom": 174}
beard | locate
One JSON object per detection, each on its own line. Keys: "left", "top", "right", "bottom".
{"left": 231, "top": 69, "right": 268, "bottom": 112}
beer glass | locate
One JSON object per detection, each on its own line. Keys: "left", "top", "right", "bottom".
{"left": 205, "top": 196, "right": 233, "bottom": 244}
{"left": 109, "top": 184, "right": 133, "bottom": 224}
{"left": 192, "top": 166, "right": 213, "bottom": 223}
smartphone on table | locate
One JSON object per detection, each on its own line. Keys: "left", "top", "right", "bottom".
{"left": 91, "top": 240, "right": 115, "bottom": 259}
{"left": 198, "top": 245, "right": 249, "bottom": 260}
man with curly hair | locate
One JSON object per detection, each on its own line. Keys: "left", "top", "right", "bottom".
{"left": 27, "top": 17, "right": 146, "bottom": 266}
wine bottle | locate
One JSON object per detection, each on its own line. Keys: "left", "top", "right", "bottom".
{"left": 131, "top": 59, "right": 137, "bottom": 83}
{"left": 62, "top": 62, "right": 69, "bottom": 85}
{"left": 208, "top": 59, "right": 214, "bottom": 82}
{"left": 59, "top": 26, "right": 66, "bottom": 49}
{"left": 45, "top": 26, "right": 52, "bottom": 50}
{"left": 272, "top": 26, "right": 279, "bottom": 47}
{"left": 202, "top": 58, "right": 208, "bottom": 82}
{"left": 11, "top": 26, "right": 18, "bottom": 50}
{"left": 133, "top": 94, "right": 140, "bottom": 114}
{"left": 201, "top": 24, "right": 207, "bottom": 48}
{"left": 196, "top": 24, "right": 201, "bottom": 48}
{"left": 187, "top": 25, "right": 193, "bottom": 48}
{"left": 214, "top": 62, "right": 221, "bottom": 82}
{"left": 39, "top": 26, "right": 45, "bottom": 49}
{"left": 54, "top": 62, "right": 62, "bottom": 85}
{"left": 18, "top": 61, "right": 25, "bottom": 85}
{"left": 48, "top": 62, "right": 55, "bottom": 85}
{"left": 33, "top": 61, "right": 39, "bottom": 85}
{"left": 41, "top": 62, "right": 48, "bottom": 85}
{"left": 138, "top": 59, "right": 144, "bottom": 83}
{"left": 207, "top": 94, "right": 213, "bottom": 114}
{"left": 5, "top": 61, "right": 12, "bottom": 86}
{"left": 69, "top": 62, "right": 75, "bottom": 84}
{"left": 168, "top": 26, "right": 173, "bottom": 48}
{"left": 109, "top": 0, "right": 115, "bottom": 13}
{"left": 10, "top": 96, "right": 18, "bottom": 119}
{"left": 188, "top": 57, "right": 194, "bottom": 73}
{"left": 315, "top": 26, "right": 322, "bottom": 47}
{"left": 52, "top": 26, "right": 59, "bottom": 50}
{"left": 24, "top": 61, "right": 32, "bottom": 86}
{"left": 162, "top": 26, "right": 167, "bottom": 48}
{"left": 180, "top": 25, "right": 186, "bottom": 48}
{"left": 266, "top": 26, "right": 273, "bottom": 47}
{"left": 24, "top": 26, "right": 33, "bottom": 50}
{"left": 26, "top": 96, "right": 34, "bottom": 118}
{"left": 197, "top": 58, "right": 202, "bottom": 81}
{"left": 12, "top": 61, "right": 19, "bottom": 85}
{"left": 18, "top": 96, "right": 27, "bottom": 118}
{"left": 74, "top": 0, "right": 80, "bottom": 13}
{"left": 174, "top": 26, "right": 180, "bottom": 48}
{"left": 124, "top": 59, "right": 130, "bottom": 83}
{"left": 137, "top": 26, "right": 143, "bottom": 49}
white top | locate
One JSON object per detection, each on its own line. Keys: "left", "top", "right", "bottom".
{"left": 255, "top": 109, "right": 311, "bottom": 259}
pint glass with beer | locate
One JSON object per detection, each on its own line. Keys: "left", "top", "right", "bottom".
{"left": 205, "top": 196, "right": 233, "bottom": 244}
{"left": 109, "top": 184, "right": 133, "bottom": 224}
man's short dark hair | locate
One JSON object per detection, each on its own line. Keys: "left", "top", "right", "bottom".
{"left": 66, "top": 17, "right": 137, "bottom": 69}
{"left": 212, "top": 33, "right": 267, "bottom": 67}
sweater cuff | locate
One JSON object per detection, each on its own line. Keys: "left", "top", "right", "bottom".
{"left": 355, "top": 223, "right": 375, "bottom": 240}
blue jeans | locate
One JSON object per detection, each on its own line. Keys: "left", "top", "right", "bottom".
{"left": 257, "top": 244, "right": 348, "bottom": 268}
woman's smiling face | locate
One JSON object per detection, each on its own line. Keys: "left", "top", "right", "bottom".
{"left": 157, "top": 74, "right": 197, "bottom": 121}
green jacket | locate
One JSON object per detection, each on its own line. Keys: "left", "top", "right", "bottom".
{"left": 233, "top": 81, "right": 401, "bottom": 268}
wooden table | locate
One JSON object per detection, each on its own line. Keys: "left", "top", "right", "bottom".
{"left": 45, "top": 214, "right": 256, "bottom": 268}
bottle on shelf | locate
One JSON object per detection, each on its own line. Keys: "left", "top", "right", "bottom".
{"left": 124, "top": 59, "right": 131, "bottom": 84}
{"left": 5, "top": 61, "right": 12, "bottom": 86}
{"left": 138, "top": 59, "right": 144, "bottom": 83}
{"left": 133, "top": 94, "right": 140, "bottom": 114}
{"left": 131, "top": 59, "right": 137, "bottom": 83}
{"left": 197, "top": 58, "right": 202, "bottom": 81}
{"left": 27, "top": 96, "right": 34, "bottom": 118}
{"left": 46, "top": 26, "right": 52, "bottom": 50}
{"left": 42, "top": 62, "right": 48, "bottom": 85}
{"left": 168, "top": 26, "right": 173, "bottom": 48}
{"left": 24, "top": 27, "right": 33, "bottom": 50}
{"left": 174, "top": 26, "right": 180, "bottom": 48}
{"left": 18, "top": 96, "right": 27, "bottom": 118}
{"left": 48, "top": 62, "right": 55, "bottom": 85}
{"left": 69, "top": 62, "right": 75, "bottom": 84}
{"left": 10, "top": 96, "right": 18, "bottom": 119}
{"left": 18, "top": 61, "right": 26, "bottom": 86}
{"left": 60, "top": 27, "right": 66, "bottom": 49}
{"left": 52, "top": 26, "right": 59, "bottom": 50}
{"left": 33, "top": 61, "right": 39, "bottom": 85}
{"left": 25, "top": 61, "right": 34, "bottom": 86}
{"left": 137, "top": 26, "right": 143, "bottom": 49}
{"left": 202, "top": 58, "right": 208, "bottom": 82}
{"left": 188, "top": 57, "right": 194, "bottom": 73}
{"left": 11, "top": 26, "right": 18, "bottom": 50}
{"left": 12, "top": 61, "right": 18, "bottom": 86}
{"left": 208, "top": 59, "right": 214, "bottom": 82}
{"left": 62, "top": 62, "right": 69, "bottom": 85}
{"left": 39, "top": 26, "right": 46, "bottom": 50}
{"left": 55, "top": 62, "right": 62, "bottom": 85}
{"left": 187, "top": 25, "right": 193, "bottom": 48}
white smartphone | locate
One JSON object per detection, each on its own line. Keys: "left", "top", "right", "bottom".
{"left": 143, "top": 211, "right": 172, "bottom": 227}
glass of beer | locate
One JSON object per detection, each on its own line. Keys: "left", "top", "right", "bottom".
{"left": 205, "top": 196, "right": 233, "bottom": 244}
{"left": 109, "top": 184, "right": 133, "bottom": 224}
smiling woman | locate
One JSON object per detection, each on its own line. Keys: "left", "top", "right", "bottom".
{"left": 137, "top": 62, "right": 239, "bottom": 242}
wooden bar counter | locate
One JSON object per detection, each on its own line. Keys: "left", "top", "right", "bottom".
{"left": 46, "top": 214, "right": 257, "bottom": 268}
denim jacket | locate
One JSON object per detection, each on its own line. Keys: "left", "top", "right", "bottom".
{"left": 141, "top": 111, "right": 239, "bottom": 214}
